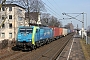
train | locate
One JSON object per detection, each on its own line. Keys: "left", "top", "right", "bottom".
{"left": 16, "top": 26, "right": 72, "bottom": 50}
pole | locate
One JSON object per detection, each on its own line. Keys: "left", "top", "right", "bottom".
{"left": 82, "top": 12, "right": 84, "bottom": 39}
{"left": 27, "top": 0, "right": 30, "bottom": 26}
{"left": 86, "top": 13, "right": 88, "bottom": 44}
{"left": 86, "top": 13, "right": 87, "bottom": 30}
{"left": 86, "top": 31, "right": 88, "bottom": 44}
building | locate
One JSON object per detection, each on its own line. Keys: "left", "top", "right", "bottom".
{"left": 25, "top": 12, "right": 41, "bottom": 25}
{"left": 0, "top": 4, "right": 25, "bottom": 41}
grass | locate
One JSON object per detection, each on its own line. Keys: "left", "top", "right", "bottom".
{"left": 80, "top": 39, "right": 90, "bottom": 60}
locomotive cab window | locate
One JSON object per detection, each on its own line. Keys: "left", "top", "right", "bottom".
{"left": 20, "top": 28, "right": 25, "bottom": 32}
{"left": 26, "top": 28, "right": 33, "bottom": 33}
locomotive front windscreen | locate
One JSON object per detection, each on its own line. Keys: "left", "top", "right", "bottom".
{"left": 20, "top": 28, "right": 25, "bottom": 32}
{"left": 26, "top": 28, "right": 33, "bottom": 33}
{"left": 19, "top": 28, "right": 33, "bottom": 33}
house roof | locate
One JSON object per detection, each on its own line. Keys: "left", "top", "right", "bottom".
{"left": 2, "top": 4, "right": 25, "bottom": 9}
{"left": 25, "top": 12, "right": 39, "bottom": 21}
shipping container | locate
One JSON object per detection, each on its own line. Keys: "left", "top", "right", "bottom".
{"left": 67, "top": 29, "right": 71, "bottom": 34}
{"left": 49, "top": 27, "right": 59, "bottom": 38}
{"left": 63, "top": 28, "right": 68, "bottom": 36}
{"left": 59, "top": 28, "right": 63, "bottom": 36}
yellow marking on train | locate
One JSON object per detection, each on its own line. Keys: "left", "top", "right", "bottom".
{"left": 32, "top": 26, "right": 39, "bottom": 45}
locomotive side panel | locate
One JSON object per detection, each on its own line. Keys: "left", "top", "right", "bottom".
{"left": 39, "top": 27, "right": 53, "bottom": 40}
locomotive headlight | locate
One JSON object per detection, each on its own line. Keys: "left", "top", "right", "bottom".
{"left": 29, "top": 39, "right": 31, "bottom": 41}
{"left": 18, "top": 39, "right": 21, "bottom": 41}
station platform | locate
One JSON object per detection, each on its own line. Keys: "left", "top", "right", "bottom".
{"left": 56, "top": 34, "right": 86, "bottom": 60}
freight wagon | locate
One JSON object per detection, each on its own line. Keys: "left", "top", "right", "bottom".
{"left": 63, "top": 28, "right": 68, "bottom": 36}
{"left": 49, "top": 27, "right": 60, "bottom": 39}
{"left": 67, "top": 29, "right": 71, "bottom": 34}
{"left": 59, "top": 28, "right": 63, "bottom": 37}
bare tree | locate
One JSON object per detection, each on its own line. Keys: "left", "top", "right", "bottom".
{"left": 64, "top": 23, "right": 74, "bottom": 31}
{"left": 48, "top": 16, "right": 62, "bottom": 27}
{"left": 15, "top": 0, "right": 46, "bottom": 12}
{"left": 41, "top": 13, "right": 62, "bottom": 27}
{"left": 64, "top": 24, "right": 70, "bottom": 29}
{"left": 87, "top": 26, "right": 90, "bottom": 32}
{"left": 30, "top": 0, "right": 46, "bottom": 12}
{"left": 56, "top": 21, "right": 62, "bottom": 27}
{"left": 41, "top": 13, "right": 50, "bottom": 25}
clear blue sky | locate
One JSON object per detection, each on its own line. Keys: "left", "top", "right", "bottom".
{"left": 43, "top": 0, "right": 90, "bottom": 29}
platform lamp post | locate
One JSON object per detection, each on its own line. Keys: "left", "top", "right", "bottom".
{"left": 62, "top": 12, "right": 85, "bottom": 39}
{"left": 80, "top": 13, "right": 87, "bottom": 44}
{"left": 84, "top": 13, "right": 88, "bottom": 44}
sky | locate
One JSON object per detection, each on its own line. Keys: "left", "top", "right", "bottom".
{"left": 43, "top": 0, "right": 90, "bottom": 29}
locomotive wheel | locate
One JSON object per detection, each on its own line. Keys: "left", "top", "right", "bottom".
{"left": 32, "top": 45, "right": 35, "bottom": 50}
{"left": 39, "top": 43, "right": 41, "bottom": 47}
{"left": 34, "top": 45, "right": 37, "bottom": 50}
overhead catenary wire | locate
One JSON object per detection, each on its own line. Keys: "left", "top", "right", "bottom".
{"left": 53, "top": 1, "right": 78, "bottom": 21}
{"left": 42, "top": 1, "right": 61, "bottom": 18}
{"left": 60, "top": 13, "right": 82, "bottom": 20}
{"left": 52, "top": 0, "right": 61, "bottom": 10}
{"left": 46, "top": 0, "right": 61, "bottom": 17}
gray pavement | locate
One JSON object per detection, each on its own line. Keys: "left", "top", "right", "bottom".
{"left": 56, "top": 34, "right": 86, "bottom": 60}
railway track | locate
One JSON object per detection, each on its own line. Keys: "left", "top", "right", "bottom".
{"left": 0, "top": 33, "right": 74, "bottom": 60}
{"left": 0, "top": 51, "right": 23, "bottom": 60}
{"left": 36, "top": 33, "right": 73, "bottom": 60}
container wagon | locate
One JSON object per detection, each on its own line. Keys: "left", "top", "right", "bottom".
{"left": 49, "top": 27, "right": 60, "bottom": 39}
{"left": 59, "top": 28, "right": 63, "bottom": 37}
{"left": 67, "top": 29, "right": 71, "bottom": 34}
{"left": 63, "top": 28, "right": 68, "bottom": 36}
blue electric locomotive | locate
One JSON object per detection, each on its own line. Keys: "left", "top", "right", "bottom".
{"left": 16, "top": 26, "right": 53, "bottom": 50}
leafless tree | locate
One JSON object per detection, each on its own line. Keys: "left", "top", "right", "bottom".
{"left": 41, "top": 13, "right": 62, "bottom": 27}
{"left": 3, "top": 0, "right": 46, "bottom": 12}
{"left": 14, "top": 0, "right": 46, "bottom": 12}
{"left": 64, "top": 24, "right": 70, "bottom": 29}
{"left": 41, "top": 13, "right": 50, "bottom": 25}
{"left": 30, "top": 0, "right": 46, "bottom": 12}
{"left": 48, "top": 16, "right": 62, "bottom": 27}
{"left": 87, "top": 26, "right": 90, "bottom": 32}
{"left": 64, "top": 23, "right": 74, "bottom": 31}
